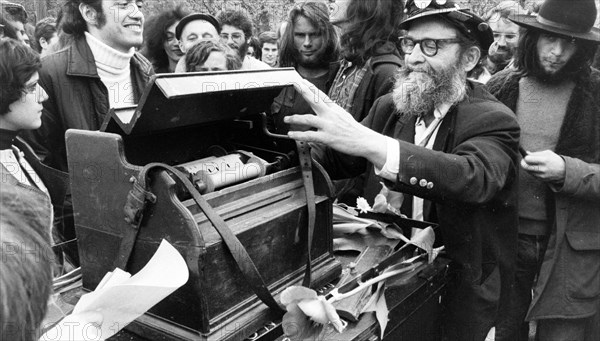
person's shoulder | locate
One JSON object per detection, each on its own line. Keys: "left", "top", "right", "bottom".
{"left": 486, "top": 68, "right": 520, "bottom": 94}
{"left": 459, "top": 81, "right": 517, "bottom": 123}
{"left": 39, "top": 45, "right": 71, "bottom": 79}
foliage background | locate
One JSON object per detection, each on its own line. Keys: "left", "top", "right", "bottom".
{"left": 8, "top": 0, "right": 600, "bottom": 36}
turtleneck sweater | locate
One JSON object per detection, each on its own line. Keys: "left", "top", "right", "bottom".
{"left": 85, "top": 32, "right": 136, "bottom": 109}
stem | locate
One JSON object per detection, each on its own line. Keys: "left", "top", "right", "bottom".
{"left": 327, "top": 261, "right": 423, "bottom": 303}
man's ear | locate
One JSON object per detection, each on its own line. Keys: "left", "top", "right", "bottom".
{"left": 39, "top": 37, "right": 48, "bottom": 49}
{"left": 461, "top": 46, "right": 482, "bottom": 72}
{"left": 79, "top": 2, "right": 99, "bottom": 26}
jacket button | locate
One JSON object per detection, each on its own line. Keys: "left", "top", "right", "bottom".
{"left": 419, "top": 179, "right": 428, "bottom": 187}
{"left": 427, "top": 182, "right": 434, "bottom": 189}
{"left": 410, "top": 177, "right": 418, "bottom": 185}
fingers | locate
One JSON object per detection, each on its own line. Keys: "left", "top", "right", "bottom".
{"left": 288, "top": 129, "right": 323, "bottom": 144}
{"left": 284, "top": 114, "right": 324, "bottom": 130}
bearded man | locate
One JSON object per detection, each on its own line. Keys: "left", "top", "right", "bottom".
{"left": 270, "top": 1, "right": 339, "bottom": 134}
{"left": 285, "top": 1, "right": 520, "bottom": 340}
{"left": 217, "top": 9, "right": 270, "bottom": 70}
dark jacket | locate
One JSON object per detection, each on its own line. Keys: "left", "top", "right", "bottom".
{"left": 487, "top": 68, "right": 600, "bottom": 320}
{"left": 24, "top": 37, "right": 155, "bottom": 172}
{"left": 331, "top": 42, "right": 403, "bottom": 121}
{"left": 315, "top": 81, "right": 520, "bottom": 339}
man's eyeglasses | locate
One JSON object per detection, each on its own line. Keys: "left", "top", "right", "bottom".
{"left": 399, "top": 37, "right": 463, "bottom": 57}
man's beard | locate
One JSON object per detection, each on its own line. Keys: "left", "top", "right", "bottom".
{"left": 392, "top": 63, "right": 467, "bottom": 117}
{"left": 294, "top": 48, "right": 327, "bottom": 69}
{"left": 229, "top": 40, "right": 249, "bottom": 59}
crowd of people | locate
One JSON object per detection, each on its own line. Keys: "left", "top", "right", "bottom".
{"left": 1, "top": 0, "right": 599, "bottom": 340}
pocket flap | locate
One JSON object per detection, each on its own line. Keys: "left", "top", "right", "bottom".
{"left": 566, "top": 231, "right": 600, "bottom": 251}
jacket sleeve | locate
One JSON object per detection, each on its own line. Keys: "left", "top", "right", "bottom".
{"left": 550, "top": 156, "right": 600, "bottom": 201}
{"left": 391, "top": 107, "right": 520, "bottom": 205}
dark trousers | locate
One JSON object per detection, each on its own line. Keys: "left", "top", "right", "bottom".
{"left": 495, "top": 233, "right": 549, "bottom": 341}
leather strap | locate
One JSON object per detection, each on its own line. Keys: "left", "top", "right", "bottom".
{"left": 119, "top": 162, "right": 284, "bottom": 313}
{"left": 296, "top": 141, "right": 315, "bottom": 288}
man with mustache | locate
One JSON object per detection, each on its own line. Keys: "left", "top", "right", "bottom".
{"left": 23, "top": 0, "right": 155, "bottom": 265}
{"left": 285, "top": 1, "right": 520, "bottom": 339}
{"left": 270, "top": 1, "right": 339, "bottom": 135}
{"left": 472, "top": 1, "right": 525, "bottom": 83}
{"left": 487, "top": 0, "right": 600, "bottom": 339}
{"left": 217, "top": 9, "right": 270, "bottom": 70}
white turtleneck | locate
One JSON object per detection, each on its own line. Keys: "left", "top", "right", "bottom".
{"left": 85, "top": 32, "right": 136, "bottom": 109}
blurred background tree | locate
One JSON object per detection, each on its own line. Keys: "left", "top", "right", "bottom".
{"left": 5, "top": 0, "right": 600, "bottom": 36}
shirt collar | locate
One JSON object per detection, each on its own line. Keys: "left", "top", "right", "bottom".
{"left": 416, "top": 102, "right": 452, "bottom": 126}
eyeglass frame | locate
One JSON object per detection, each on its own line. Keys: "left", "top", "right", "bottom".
{"left": 399, "top": 36, "right": 465, "bottom": 57}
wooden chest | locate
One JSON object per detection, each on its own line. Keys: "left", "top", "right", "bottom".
{"left": 66, "top": 69, "right": 341, "bottom": 340}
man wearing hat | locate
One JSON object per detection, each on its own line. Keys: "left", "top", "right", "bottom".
{"left": 173, "top": 12, "right": 221, "bottom": 73}
{"left": 487, "top": 0, "right": 600, "bottom": 339}
{"left": 285, "top": 1, "right": 519, "bottom": 339}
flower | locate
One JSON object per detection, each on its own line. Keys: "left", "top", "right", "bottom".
{"left": 356, "top": 197, "right": 372, "bottom": 214}
{"left": 280, "top": 287, "right": 345, "bottom": 340}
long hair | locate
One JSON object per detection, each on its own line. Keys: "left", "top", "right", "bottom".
{"left": 0, "top": 186, "right": 54, "bottom": 340}
{"left": 515, "top": 28, "right": 597, "bottom": 80}
{"left": 0, "top": 39, "right": 41, "bottom": 116}
{"left": 340, "top": 0, "right": 404, "bottom": 63}
{"left": 141, "top": 5, "right": 189, "bottom": 71}
{"left": 278, "top": 1, "right": 339, "bottom": 68}
{"left": 60, "top": 0, "right": 104, "bottom": 37}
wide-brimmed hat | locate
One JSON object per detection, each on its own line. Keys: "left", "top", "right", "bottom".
{"left": 400, "top": 0, "right": 494, "bottom": 53}
{"left": 510, "top": 0, "right": 600, "bottom": 43}
{"left": 175, "top": 13, "right": 221, "bottom": 40}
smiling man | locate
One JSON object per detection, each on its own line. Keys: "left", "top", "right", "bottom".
{"left": 23, "top": 0, "right": 155, "bottom": 265}
{"left": 285, "top": 1, "right": 520, "bottom": 339}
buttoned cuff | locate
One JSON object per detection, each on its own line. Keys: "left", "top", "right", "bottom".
{"left": 374, "top": 136, "right": 399, "bottom": 182}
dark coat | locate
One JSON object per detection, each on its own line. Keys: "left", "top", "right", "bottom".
{"left": 487, "top": 68, "right": 600, "bottom": 320}
{"left": 315, "top": 81, "right": 520, "bottom": 339}
{"left": 23, "top": 37, "right": 155, "bottom": 172}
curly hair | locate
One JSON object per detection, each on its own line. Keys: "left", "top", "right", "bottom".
{"left": 185, "top": 40, "right": 241, "bottom": 71}
{"left": 0, "top": 39, "right": 41, "bottom": 116}
{"left": 515, "top": 28, "right": 597, "bottom": 81}
{"left": 278, "top": 1, "right": 339, "bottom": 68}
{"left": 60, "top": 0, "right": 104, "bottom": 37}
{"left": 141, "top": 5, "right": 189, "bottom": 71}
{"left": 339, "top": 0, "right": 404, "bottom": 63}
{"left": 216, "top": 9, "right": 253, "bottom": 39}
{"left": 0, "top": 185, "right": 54, "bottom": 341}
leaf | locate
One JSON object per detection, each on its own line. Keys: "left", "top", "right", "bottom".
{"left": 373, "top": 283, "right": 389, "bottom": 339}
{"left": 280, "top": 286, "right": 318, "bottom": 306}
{"left": 409, "top": 226, "right": 435, "bottom": 262}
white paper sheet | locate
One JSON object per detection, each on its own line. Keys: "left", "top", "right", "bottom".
{"left": 72, "top": 239, "right": 189, "bottom": 340}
